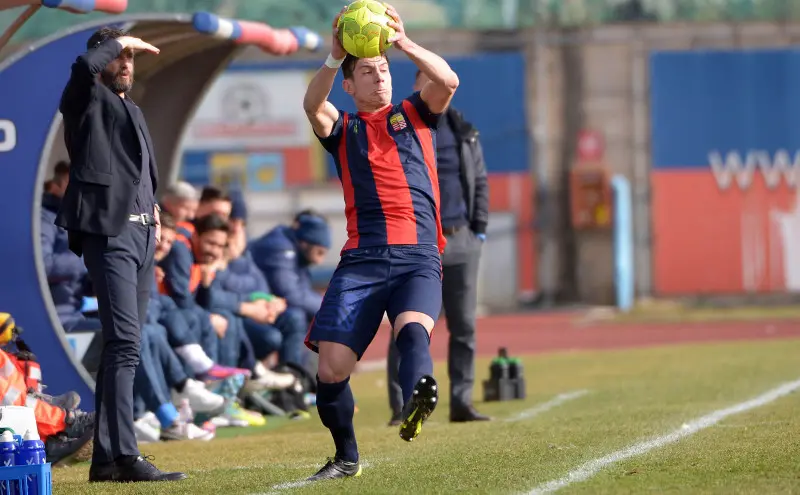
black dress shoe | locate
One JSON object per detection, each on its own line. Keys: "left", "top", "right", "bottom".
{"left": 115, "top": 455, "right": 188, "bottom": 482}
{"left": 88, "top": 461, "right": 116, "bottom": 483}
{"left": 450, "top": 406, "right": 492, "bottom": 423}
{"left": 90, "top": 455, "right": 188, "bottom": 483}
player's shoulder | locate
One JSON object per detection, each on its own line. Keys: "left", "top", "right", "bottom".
{"left": 402, "top": 91, "right": 425, "bottom": 107}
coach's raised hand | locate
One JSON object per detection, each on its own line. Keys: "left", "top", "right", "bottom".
{"left": 116, "top": 36, "right": 160, "bottom": 54}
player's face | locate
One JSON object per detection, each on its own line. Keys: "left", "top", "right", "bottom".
{"left": 345, "top": 56, "right": 392, "bottom": 109}
{"left": 154, "top": 227, "right": 176, "bottom": 261}
{"left": 101, "top": 47, "right": 134, "bottom": 95}
{"left": 300, "top": 242, "right": 328, "bottom": 266}
{"left": 197, "top": 230, "right": 228, "bottom": 264}
{"left": 196, "top": 200, "right": 231, "bottom": 222}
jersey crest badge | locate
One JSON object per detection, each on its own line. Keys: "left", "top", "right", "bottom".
{"left": 390, "top": 113, "right": 407, "bottom": 131}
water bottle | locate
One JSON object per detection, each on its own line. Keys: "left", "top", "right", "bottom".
{"left": 17, "top": 430, "right": 45, "bottom": 465}
{"left": 0, "top": 430, "right": 16, "bottom": 492}
{"left": 508, "top": 357, "right": 523, "bottom": 380}
{"left": 18, "top": 430, "right": 45, "bottom": 495}
{"left": 0, "top": 430, "right": 16, "bottom": 467}
{"left": 490, "top": 347, "right": 510, "bottom": 380}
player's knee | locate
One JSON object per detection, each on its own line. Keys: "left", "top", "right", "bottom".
{"left": 317, "top": 364, "right": 347, "bottom": 384}
{"left": 393, "top": 311, "right": 434, "bottom": 338}
{"left": 317, "top": 341, "right": 358, "bottom": 383}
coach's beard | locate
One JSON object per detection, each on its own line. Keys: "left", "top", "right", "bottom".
{"left": 102, "top": 69, "right": 133, "bottom": 95}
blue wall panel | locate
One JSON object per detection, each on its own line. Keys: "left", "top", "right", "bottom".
{"left": 228, "top": 51, "right": 530, "bottom": 176}
{"left": 650, "top": 48, "right": 800, "bottom": 169}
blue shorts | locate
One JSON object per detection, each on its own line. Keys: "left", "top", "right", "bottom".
{"left": 305, "top": 245, "right": 442, "bottom": 360}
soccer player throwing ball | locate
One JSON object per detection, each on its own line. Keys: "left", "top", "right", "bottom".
{"left": 302, "top": 3, "right": 459, "bottom": 482}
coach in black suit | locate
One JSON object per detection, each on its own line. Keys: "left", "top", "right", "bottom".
{"left": 56, "top": 27, "right": 185, "bottom": 483}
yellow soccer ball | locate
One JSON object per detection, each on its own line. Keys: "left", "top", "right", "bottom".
{"left": 337, "top": 0, "right": 396, "bottom": 59}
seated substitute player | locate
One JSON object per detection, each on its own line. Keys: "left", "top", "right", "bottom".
{"left": 301, "top": 4, "right": 459, "bottom": 481}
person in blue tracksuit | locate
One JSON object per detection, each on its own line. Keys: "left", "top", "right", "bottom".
{"left": 159, "top": 214, "right": 253, "bottom": 372}
{"left": 161, "top": 213, "right": 295, "bottom": 390}
{"left": 249, "top": 213, "right": 331, "bottom": 326}
{"left": 213, "top": 195, "right": 306, "bottom": 367}
{"left": 151, "top": 212, "right": 250, "bottom": 381}
{"left": 40, "top": 162, "right": 101, "bottom": 333}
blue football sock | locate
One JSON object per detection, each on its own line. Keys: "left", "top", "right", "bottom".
{"left": 316, "top": 376, "right": 359, "bottom": 463}
{"left": 395, "top": 322, "right": 433, "bottom": 406}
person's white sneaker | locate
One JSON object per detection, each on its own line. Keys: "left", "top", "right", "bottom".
{"left": 159, "top": 420, "right": 215, "bottom": 441}
{"left": 245, "top": 362, "right": 296, "bottom": 391}
{"left": 134, "top": 417, "right": 160, "bottom": 444}
{"left": 138, "top": 411, "right": 160, "bottom": 429}
{"left": 172, "top": 379, "right": 225, "bottom": 414}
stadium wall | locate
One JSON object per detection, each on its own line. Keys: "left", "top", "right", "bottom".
{"left": 524, "top": 22, "right": 800, "bottom": 303}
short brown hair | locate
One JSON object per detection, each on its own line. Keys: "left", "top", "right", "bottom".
{"left": 199, "top": 186, "right": 230, "bottom": 204}
{"left": 342, "top": 53, "right": 390, "bottom": 79}
{"left": 194, "top": 214, "right": 229, "bottom": 236}
{"left": 52, "top": 160, "right": 70, "bottom": 186}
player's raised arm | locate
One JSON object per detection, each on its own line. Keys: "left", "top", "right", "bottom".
{"left": 303, "top": 8, "right": 348, "bottom": 138}
{"left": 385, "top": 4, "right": 459, "bottom": 114}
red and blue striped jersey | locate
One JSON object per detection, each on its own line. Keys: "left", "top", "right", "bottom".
{"left": 316, "top": 91, "right": 446, "bottom": 254}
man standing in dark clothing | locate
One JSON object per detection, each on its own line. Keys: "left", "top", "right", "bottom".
{"left": 387, "top": 70, "right": 491, "bottom": 425}
{"left": 56, "top": 27, "right": 186, "bottom": 482}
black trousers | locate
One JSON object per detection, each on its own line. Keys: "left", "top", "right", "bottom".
{"left": 81, "top": 221, "right": 155, "bottom": 463}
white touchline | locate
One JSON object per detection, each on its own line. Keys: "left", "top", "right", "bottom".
{"left": 526, "top": 378, "right": 800, "bottom": 494}
{"left": 505, "top": 390, "right": 590, "bottom": 422}
{"left": 254, "top": 459, "right": 380, "bottom": 495}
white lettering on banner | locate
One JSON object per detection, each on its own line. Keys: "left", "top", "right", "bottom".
{"left": 708, "top": 150, "right": 800, "bottom": 190}
{"left": 0, "top": 120, "right": 16, "bottom": 152}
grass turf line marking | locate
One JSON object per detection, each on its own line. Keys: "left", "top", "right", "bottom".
{"left": 505, "top": 390, "right": 590, "bottom": 422}
{"left": 255, "top": 459, "right": 379, "bottom": 494}
{"left": 526, "top": 378, "right": 800, "bottom": 494}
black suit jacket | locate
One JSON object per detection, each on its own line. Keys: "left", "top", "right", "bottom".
{"left": 56, "top": 39, "right": 159, "bottom": 247}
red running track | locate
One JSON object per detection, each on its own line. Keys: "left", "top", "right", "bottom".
{"left": 359, "top": 312, "right": 800, "bottom": 362}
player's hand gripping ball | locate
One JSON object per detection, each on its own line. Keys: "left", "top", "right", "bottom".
{"left": 337, "top": 1, "right": 396, "bottom": 58}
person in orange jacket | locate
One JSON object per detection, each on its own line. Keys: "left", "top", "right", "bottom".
{"left": 0, "top": 313, "right": 94, "bottom": 465}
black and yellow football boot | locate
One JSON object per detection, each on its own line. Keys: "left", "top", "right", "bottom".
{"left": 399, "top": 374, "right": 438, "bottom": 442}
{"left": 307, "top": 457, "right": 362, "bottom": 482}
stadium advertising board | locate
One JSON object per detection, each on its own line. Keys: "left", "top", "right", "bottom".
{"left": 650, "top": 49, "right": 800, "bottom": 295}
